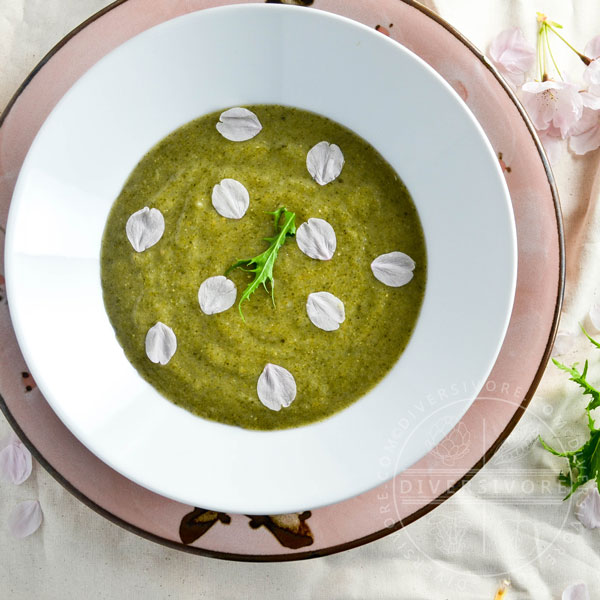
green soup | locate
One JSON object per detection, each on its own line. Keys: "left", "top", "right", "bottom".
{"left": 101, "top": 105, "right": 426, "bottom": 430}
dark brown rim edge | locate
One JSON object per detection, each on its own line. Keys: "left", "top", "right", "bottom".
{"left": 0, "top": 0, "right": 564, "bottom": 562}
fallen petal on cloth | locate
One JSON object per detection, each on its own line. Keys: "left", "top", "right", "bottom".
{"left": 8, "top": 500, "right": 43, "bottom": 538}
{"left": 575, "top": 486, "right": 600, "bottom": 529}
{"left": 563, "top": 583, "right": 590, "bottom": 600}
{"left": 0, "top": 433, "right": 32, "bottom": 485}
{"left": 551, "top": 330, "right": 576, "bottom": 357}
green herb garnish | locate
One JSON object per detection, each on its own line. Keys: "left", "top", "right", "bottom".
{"left": 540, "top": 327, "right": 600, "bottom": 498}
{"left": 226, "top": 207, "right": 296, "bottom": 319}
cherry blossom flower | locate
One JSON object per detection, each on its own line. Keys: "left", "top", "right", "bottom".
{"left": 521, "top": 80, "right": 583, "bottom": 139}
{"left": 489, "top": 28, "right": 536, "bottom": 88}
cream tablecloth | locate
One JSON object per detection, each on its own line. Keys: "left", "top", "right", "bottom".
{"left": 2, "top": 1, "right": 600, "bottom": 598}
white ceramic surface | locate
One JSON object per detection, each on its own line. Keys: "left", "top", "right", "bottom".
{"left": 4, "top": 4, "right": 516, "bottom": 514}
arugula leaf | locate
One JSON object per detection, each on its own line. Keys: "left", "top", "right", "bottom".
{"left": 582, "top": 325, "right": 600, "bottom": 350}
{"left": 552, "top": 358, "right": 600, "bottom": 411}
{"left": 539, "top": 417, "right": 600, "bottom": 499}
{"left": 541, "top": 329, "right": 600, "bottom": 498}
{"left": 226, "top": 207, "right": 296, "bottom": 319}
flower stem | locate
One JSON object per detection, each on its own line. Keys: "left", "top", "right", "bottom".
{"left": 545, "top": 20, "right": 592, "bottom": 65}
{"left": 545, "top": 25, "right": 563, "bottom": 80}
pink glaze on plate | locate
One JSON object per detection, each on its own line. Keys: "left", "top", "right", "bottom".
{"left": 0, "top": 0, "right": 562, "bottom": 559}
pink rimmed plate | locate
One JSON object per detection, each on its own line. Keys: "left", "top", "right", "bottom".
{"left": 0, "top": 0, "right": 562, "bottom": 560}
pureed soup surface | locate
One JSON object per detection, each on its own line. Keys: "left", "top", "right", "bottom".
{"left": 101, "top": 105, "right": 426, "bottom": 430}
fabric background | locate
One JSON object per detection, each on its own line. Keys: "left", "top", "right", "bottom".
{"left": 2, "top": 1, "right": 600, "bottom": 598}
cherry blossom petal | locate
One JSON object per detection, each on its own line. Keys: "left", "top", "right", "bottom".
{"left": 563, "top": 583, "right": 590, "bottom": 600}
{"left": 145, "top": 322, "right": 177, "bottom": 365}
{"left": 216, "top": 107, "right": 262, "bottom": 142}
{"left": 306, "top": 292, "right": 345, "bottom": 331}
{"left": 371, "top": 251, "right": 415, "bottom": 287}
{"left": 306, "top": 141, "right": 344, "bottom": 185}
{"left": 580, "top": 91, "right": 600, "bottom": 111}
{"left": 296, "top": 218, "right": 336, "bottom": 260}
{"left": 583, "top": 60, "right": 600, "bottom": 96}
{"left": 585, "top": 35, "right": 600, "bottom": 59}
{"left": 570, "top": 108, "right": 600, "bottom": 155}
{"left": 125, "top": 207, "right": 165, "bottom": 252}
{"left": 211, "top": 179, "right": 250, "bottom": 219}
{"left": 538, "top": 127, "right": 564, "bottom": 164}
{"left": 521, "top": 81, "right": 583, "bottom": 138}
{"left": 589, "top": 303, "right": 600, "bottom": 331}
{"left": 489, "top": 28, "right": 535, "bottom": 88}
{"left": 0, "top": 434, "right": 32, "bottom": 485}
{"left": 198, "top": 276, "right": 237, "bottom": 315}
{"left": 8, "top": 500, "right": 43, "bottom": 538}
{"left": 257, "top": 364, "right": 297, "bottom": 411}
{"left": 575, "top": 486, "right": 600, "bottom": 529}
{"left": 551, "top": 330, "right": 575, "bottom": 357}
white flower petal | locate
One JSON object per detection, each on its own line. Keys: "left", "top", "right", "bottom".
{"left": 0, "top": 435, "right": 32, "bottom": 485}
{"left": 586, "top": 35, "right": 600, "bottom": 59}
{"left": 125, "top": 207, "right": 165, "bottom": 252}
{"left": 580, "top": 91, "right": 600, "bottom": 110}
{"left": 8, "top": 500, "right": 43, "bottom": 538}
{"left": 257, "top": 364, "right": 297, "bottom": 411}
{"left": 306, "top": 141, "right": 344, "bottom": 185}
{"left": 296, "top": 218, "right": 336, "bottom": 260}
{"left": 551, "top": 331, "right": 575, "bottom": 357}
{"left": 563, "top": 583, "right": 590, "bottom": 600}
{"left": 306, "top": 291, "right": 345, "bottom": 331}
{"left": 371, "top": 251, "right": 415, "bottom": 287}
{"left": 198, "top": 276, "right": 237, "bottom": 315}
{"left": 589, "top": 303, "right": 600, "bottom": 332}
{"left": 575, "top": 486, "right": 600, "bottom": 529}
{"left": 145, "top": 322, "right": 177, "bottom": 365}
{"left": 216, "top": 107, "right": 262, "bottom": 142}
{"left": 211, "top": 179, "right": 249, "bottom": 219}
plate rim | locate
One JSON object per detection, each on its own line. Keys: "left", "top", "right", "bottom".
{"left": 0, "top": 0, "right": 564, "bottom": 562}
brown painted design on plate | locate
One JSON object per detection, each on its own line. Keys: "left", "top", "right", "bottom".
{"left": 179, "top": 508, "right": 231, "bottom": 544}
{"left": 247, "top": 511, "right": 314, "bottom": 549}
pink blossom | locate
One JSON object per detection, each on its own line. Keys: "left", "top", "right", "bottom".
{"left": 584, "top": 59, "right": 600, "bottom": 96}
{"left": 0, "top": 432, "right": 32, "bottom": 485}
{"left": 521, "top": 80, "right": 583, "bottom": 138}
{"left": 570, "top": 107, "right": 600, "bottom": 155}
{"left": 489, "top": 28, "right": 536, "bottom": 88}
{"left": 585, "top": 34, "right": 600, "bottom": 59}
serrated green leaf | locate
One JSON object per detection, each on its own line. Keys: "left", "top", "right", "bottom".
{"left": 552, "top": 358, "right": 600, "bottom": 411}
{"left": 226, "top": 207, "right": 296, "bottom": 320}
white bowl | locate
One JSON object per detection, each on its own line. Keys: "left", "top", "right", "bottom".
{"left": 5, "top": 4, "right": 516, "bottom": 514}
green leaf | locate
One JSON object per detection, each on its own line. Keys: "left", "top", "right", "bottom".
{"left": 581, "top": 325, "right": 600, "bottom": 350}
{"left": 552, "top": 358, "right": 600, "bottom": 411}
{"left": 226, "top": 207, "right": 296, "bottom": 320}
{"left": 539, "top": 429, "right": 600, "bottom": 499}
